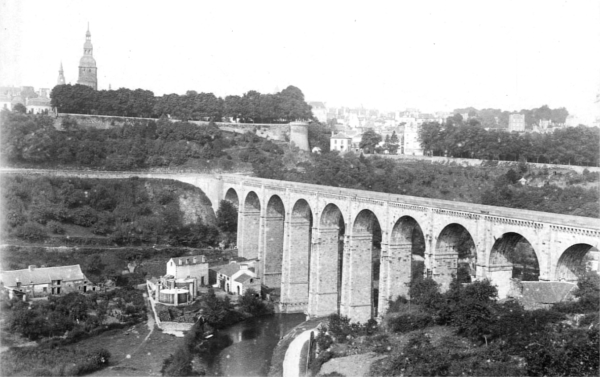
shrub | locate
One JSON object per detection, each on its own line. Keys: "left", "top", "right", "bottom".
{"left": 239, "top": 288, "right": 273, "bottom": 316}
{"left": 47, "top": 220, "right": 65, "bottom": 234}
{"left": 388, "top": 313, "right": 434, "bottom": 333}
{"left": 409, "top": 277, "right": 443, "bottom": 312}
{"left": 14, "top": 222, "right": 47, "bottom": 241}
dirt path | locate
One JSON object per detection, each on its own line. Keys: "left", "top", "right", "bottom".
{"left": 283, "top": 329, "right": 314, "bottom": 377}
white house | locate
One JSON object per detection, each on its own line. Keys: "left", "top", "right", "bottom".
{"left": 214, "top": 261, "right": 261, "bottom": 295}
{"left": 166, "top": 255, "right": 208, "bottom": 286}
{"left": 330, "top": 132, "right": 353, "bottom": 152}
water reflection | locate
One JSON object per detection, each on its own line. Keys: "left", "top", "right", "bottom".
{"left": 202, "top": 313, "right": 305, "bottom": 376}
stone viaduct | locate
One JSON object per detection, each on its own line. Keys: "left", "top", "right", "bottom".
{"left": 2, "top": 169, "right": 599, "bottom": 322}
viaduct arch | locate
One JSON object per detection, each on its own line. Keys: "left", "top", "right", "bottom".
{"left": 218, "top": 174, "right": 600, "bottom": 322}
{"left": 3, "top": 169, "right": 598, "bottom": 323}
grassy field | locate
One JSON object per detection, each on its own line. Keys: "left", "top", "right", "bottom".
{"left": 84, "top": 321, "right": 183, "bottom": 377}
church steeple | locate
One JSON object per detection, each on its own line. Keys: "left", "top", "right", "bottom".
{"left": 77, "top": 24, "right": 98, "bottom": 90}
{"left": 57, "top": 62, "right": 66, "bottom": 85}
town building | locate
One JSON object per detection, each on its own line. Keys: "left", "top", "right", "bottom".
{"left": 166, "top": 255, "right": 208, "bottom": 286}
{"left": 309, "top": 101, "right": 328, "bottom": 123}
{"left": 508, "top": 113, "right": 525, "bottom": 132}
{"left": 77, "top": 24, "right": 98, "bottom": 90}
{"left": 214, "top": 261, "right": 260, "bottom": 295}
{"left": 146, "top": 255, "right": 208, "bottom": 306}
{"left": 147, "top": 275, "right": 197, "bottom": 306}
{"left": 0, "top": 265, "right": 95, "bottom": 300}
{"left": 330, "top": 132, "right": 353, "bottom": 152}
{"left": 402, "top": 121, "right": 424, "bottom": 155}
{"left": 26, "top": 97, "right": 52, "bottom": 114}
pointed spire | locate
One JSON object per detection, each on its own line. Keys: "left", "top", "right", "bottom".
{"left": 86, "top": 22, "right": 91, "bottom": 38}
{"left": 60, "top": 61, "right": 63, "bottom": 72}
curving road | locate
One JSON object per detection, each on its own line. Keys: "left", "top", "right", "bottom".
{"left": 283, "top": 329, "right": 314, "bottom": 377}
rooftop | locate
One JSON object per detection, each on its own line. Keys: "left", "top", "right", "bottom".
{"left": 0, "top": 265, "right": 86, "bottom": 287}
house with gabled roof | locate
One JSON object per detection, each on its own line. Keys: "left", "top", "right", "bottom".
{"left": 166, "top": 255, "right": 208, "bottom": 287}
{"left": 213, "top": 261, "right": 260, "bottom": 295}
{"left": 0, "top": 264, "right": 95, "bottom": 300}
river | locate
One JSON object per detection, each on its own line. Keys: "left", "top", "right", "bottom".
{"left": 201, "top": 313, "right": 306, "bottom": 376}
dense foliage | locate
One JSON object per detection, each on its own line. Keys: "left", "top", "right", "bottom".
{"left": 254, "top": 151, "right": 599, "bottom": 218}
{"left": 4, "top": 289, "right": 146, "bottom": 341}
{"left": 419, "top": 120, "right": 599, "bottom": 166}
{"left": 375, "top": 273, "right": 600, "bottom": 376}
{"left": 50, "top": 84, "right": 313, "bottom": 122}
{"left": 453, "top": 105, "right": 569, "bottom": 129}
{"left": 2, "top": 175, "right": 221, "bottom": 247}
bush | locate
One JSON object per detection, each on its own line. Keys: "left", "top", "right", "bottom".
{"left": 388, "top": 313, "right": 434, "bottom": 333}
{"left": 238, "top": 288, "right": 272, "bottom": 316}
{"left": 14, "top": 222, "right": 47, "bottom": 241}
{"left": 47, "top": 220, "right": 65, "bottom": 234}
{"left": 409, "top": 277, "right": 443, "bottom": 312}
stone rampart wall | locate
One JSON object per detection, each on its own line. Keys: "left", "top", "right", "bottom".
{"left": 53, "top": 113, "right": 294, "bottom": 142}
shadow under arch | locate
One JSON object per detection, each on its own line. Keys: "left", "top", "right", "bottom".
{"left": 240, "top": 191, "right": 261, "bottom": 259}
{"left": 224, "top": 188, "right": 240, "bottom": 208}
{"left": 489, "top": 232, "right": 539, "bottom": 298}
{"left": 312, "top": 203, "right": 345, "bottom": 316}
{"left": 351, "top": 209, "right": 382, "bottom": 318}
{"left": 555, "top": 244, "right": 599, "bottom": 282}
{"left": 388, "top": 216, "right": 426, "bottom": 299}
{"left": 263, "top": 195, "right": 285, "bottom": 288}
{"left": 435, "top": 223, "right": 477, "bottom": 290}
{"left": 281, "top": 199, "right": 314, "bottom": 311}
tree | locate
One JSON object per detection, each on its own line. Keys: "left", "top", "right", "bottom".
{"left": 359, "top": 128, "right": 382, "bottom": 154}
{"left": 12, "top": 103, "right": 27, "bottom": 113}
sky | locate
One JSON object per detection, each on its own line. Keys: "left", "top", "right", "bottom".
{"left": 1, "top": 0, "right": 599, "bottom": 122}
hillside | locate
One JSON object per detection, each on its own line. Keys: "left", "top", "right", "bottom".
{"left": 1, "top": 175, "right": 218, "bottom": 247}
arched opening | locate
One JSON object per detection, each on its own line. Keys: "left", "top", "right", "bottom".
{"left": 435, "top": 224, "right": 477, "bottom": 290}
{"left": 556, "top": 244, "right": 599, "bottom": 282}
{"left": 389, "top": 216, "right": 426, "bottom": 299}
{"left": 224, "top": 188, "right": 240, "bottom": 209}
{"left": 263, "top": 195, "right": 285, "bottom": 289}
{"left": 489, "top": 232, "right": 539, "bottom": 298}
{"left": 350, "top": 210, "right": 382, "bottom": 319}
{"left": 313, "top": 203, "right": 345, "bottom": 316}
{"left": 240, "top": 191, "right": 261, "bottom": 259}
{"left": 282, "top": 199, "right": 313, "bottom": 311}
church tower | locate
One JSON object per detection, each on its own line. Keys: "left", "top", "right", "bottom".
{"left": 77, "top": 24, "right": 98, "bottom": 90}
{"left": 57, "top": 62, "right": 66, "bottom": 85}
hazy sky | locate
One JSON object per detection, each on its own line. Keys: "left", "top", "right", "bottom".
{"left": 1, "top": 0, "right": 599, "bottom": 121}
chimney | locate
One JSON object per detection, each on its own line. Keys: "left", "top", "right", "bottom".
{"left": 28, "top": 265, "right": 36, "bottom": 271}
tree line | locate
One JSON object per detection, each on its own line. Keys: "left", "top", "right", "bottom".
{"left": 452, "top": 105, "right": 569, "bottom": 129}
{"left": 252, "top": 151, "right": 599, "bottom": 218}
{"left": 50, "top": 84, "right": 313, "bottom": 122}
{"left": 418, "top": 121, "right": 600, "bottom": 166}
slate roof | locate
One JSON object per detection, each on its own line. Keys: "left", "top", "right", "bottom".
{"left": 0, "top": 265, "right": 86, "bottom": 287}
{"left": 170, "top": 255, "right": 206, "bottom": 266}
{"left": 309, "top": 101, "right": 326, "bottom": 109}
{"left": 27, "top": 97, "right": 51, "bottom": 106}
{"left": 218, "top": 263, "right": 241, "bottom": 277}
{"left": 331, "top": 133, "right": 352, "bottom": 139}
{"left": 234, "top": 273, "right": 254, "bottom": 283}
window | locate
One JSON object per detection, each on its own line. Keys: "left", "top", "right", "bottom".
{"left": 43, "top": 287, "right": 47, "bottom": 292}
{"left": 16, "top": 282, "right": 21, "bottom": 288}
